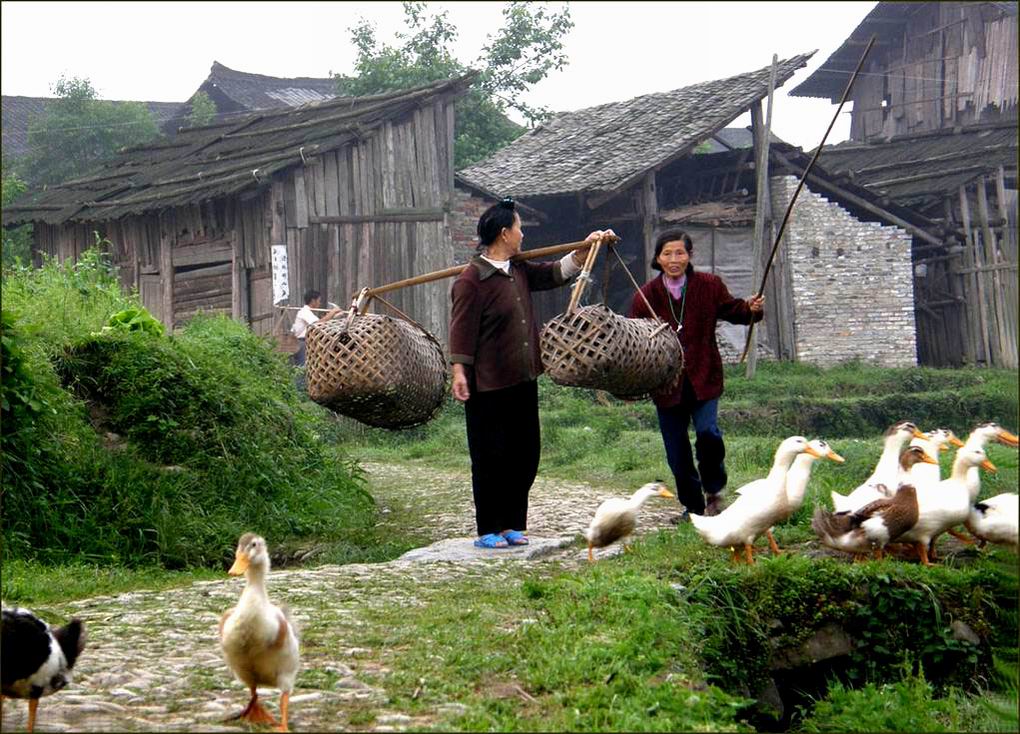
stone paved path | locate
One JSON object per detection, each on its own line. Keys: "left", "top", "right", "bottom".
{"left": 0, "top": 463, "right": 678, "bottom": 733}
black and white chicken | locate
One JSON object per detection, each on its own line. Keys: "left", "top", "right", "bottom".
{"left": 1, "top": 607, "right": 86, "bottom": 733}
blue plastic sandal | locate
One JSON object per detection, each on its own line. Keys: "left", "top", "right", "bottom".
{"left": 502, "top": 530, "right": 529, "bottom": 546}
{"left": 474, "top": 533, "right": 509, "bottom": 549}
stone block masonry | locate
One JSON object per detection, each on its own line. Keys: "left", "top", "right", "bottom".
{"left": 771, "top": 175, "right": 917, "bottom": 368}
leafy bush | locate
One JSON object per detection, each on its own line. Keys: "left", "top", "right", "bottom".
{"left": 796, "top": 668, "right": 966, "bottom": 733}
{"left": 1, "top": 252, "right": 375, "bottom": 568}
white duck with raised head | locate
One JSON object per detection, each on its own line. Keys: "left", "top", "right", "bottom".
{"left": 690, "top": 436, "right": 821, "bottom": 564}
{"left": 896, "top": 447, "right": 996, "bottom": 566}
{"left": 736, "top": 438, "right": 845, "bottom": 554}
{"left": 220, "top": 533, "right": 301, "bottom": 732}
{"left": 831, "top": 421, "right": 926, "bottom": 513}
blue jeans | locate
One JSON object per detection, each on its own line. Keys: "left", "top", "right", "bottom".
{"left": 656, "top": 391, "right": 727, "bottom": 514}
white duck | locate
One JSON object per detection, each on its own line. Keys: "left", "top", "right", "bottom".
{"left": 896, "top": 447, "right": 996, "bottom": 566}
{"left": 735, "top": 438, "right": 845, "bottom": 554}
{"left": 831, "top": 421, "right": 926, "bottom": 513}
{"left": 937, "top": 422, "right": 1020, "bottom": 548}
{"left": 966, "top": 493, "right": 1019, "bottom": 550}
{"left": 907, "top": 428, "right": 964, "bottom": 486}
{"left": 584, "top": 482, "right": 674, "bottom": 561}
{"left": 690, "top": 436, "right": 820, "bottom": 564}
{"left": 813, "top": 484, "right": 920, "bottom": 561}
{"left": 220, "top": 533, "right": 301, "bottom": 732}
{"left": 1, "top": 608, "right": 86, "bottom": 734}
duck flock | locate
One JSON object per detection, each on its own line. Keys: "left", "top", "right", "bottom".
{"left": 3, "top": 423, "right": 1017, "bottom": 732}
{"left": 585, "top": 421, "right": 1018, "bottom": 566}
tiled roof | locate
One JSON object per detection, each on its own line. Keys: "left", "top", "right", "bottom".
{"left": 816, "top": 121, "right": 1018, "bottom": 209}
{"left": 2, "top": 95, "right": 181, "bottom": 160}
{"left": 457, "top": 52, "right": 814, "bottom": 199}
{"left": 4, "top": 74, "right": 476, "bottom": 226}
{"left": 201, "top": 61, "right": 339, "bottom": 111}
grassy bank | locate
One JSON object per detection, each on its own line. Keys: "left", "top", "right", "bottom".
{"left": 1, "top": 252, "right": 379, "bottom": 577}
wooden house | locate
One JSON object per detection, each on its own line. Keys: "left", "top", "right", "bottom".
{"left": 792, "top": 1, "right": 1018, "bottom": 367}
{"left": 456, "top": 54, "right": 932, "bottom": 368}
{"left": 3, "top": 75, "right": 476, "bottom": 347}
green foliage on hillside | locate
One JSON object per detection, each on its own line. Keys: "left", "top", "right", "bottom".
{"left": 1, "top": 251, "right": 374, "bottom": 568}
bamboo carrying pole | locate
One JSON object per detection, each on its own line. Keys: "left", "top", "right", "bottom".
{"left": 739, "top": 36, "right": 877, "bottom": 364}
{"left": 360, "top": 235, "right": 619, "bottom": 303}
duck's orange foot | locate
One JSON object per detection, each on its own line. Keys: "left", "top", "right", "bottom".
{"left": 227, "top": 695, "right": 278, "bottom": 726}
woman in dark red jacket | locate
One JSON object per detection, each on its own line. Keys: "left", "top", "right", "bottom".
{"left": 628, "top": 229, "right": 764, "bottom": 519}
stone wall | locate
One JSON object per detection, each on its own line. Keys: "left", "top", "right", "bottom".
{"left": 771, "top": 175, "right": 917, "bottom": 367}
{"left": 449, "top": 186, "right": 494, "bottom": 264}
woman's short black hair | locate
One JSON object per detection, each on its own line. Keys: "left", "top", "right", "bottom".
{"left": 651, "top": 229, "right": 694, "bottom": 271}
{"left": 476, "top": 197, "right": 519, "bottom": 250}
{"left": 303, "top": 289, "right": 321, "bottom": 305}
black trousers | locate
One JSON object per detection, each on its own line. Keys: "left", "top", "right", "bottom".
{"left": 464, "top": 379, "right": 540, "bottom": 536}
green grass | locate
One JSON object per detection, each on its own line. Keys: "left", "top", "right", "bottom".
{"left": 1, "top": 250, "right": 378, "bottom": 569}
{"left": 0, "top": 558, "right": 220, "bottom": 606}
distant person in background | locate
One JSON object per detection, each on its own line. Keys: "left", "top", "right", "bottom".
{"left": 628, "top": 229, "right": 764, "bottom": 521}
{"left": 291, "top": 289, "right": 341, "bottom": 367}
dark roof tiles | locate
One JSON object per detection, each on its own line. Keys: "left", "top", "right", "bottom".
{"left": 458, "top": 52, "right": 815, "bottom": 198}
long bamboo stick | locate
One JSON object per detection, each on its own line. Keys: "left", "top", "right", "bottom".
{"left": 361, "top": 235, "right": 619, "bottom": 299}
{"left": 739, "top": 36, "right": 876, "bottom": 364}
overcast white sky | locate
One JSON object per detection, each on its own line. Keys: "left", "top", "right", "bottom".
{"left": 1, "top": 1, "right": 876, "bottom": 150}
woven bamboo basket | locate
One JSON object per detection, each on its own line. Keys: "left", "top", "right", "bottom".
{"left": 541, "top": 304, "right": 682, "bottom": 400}
{"left": 305, "top": 314, "right": 448, "bottom": 429}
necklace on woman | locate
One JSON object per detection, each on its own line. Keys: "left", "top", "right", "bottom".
{"left": 665, "top": 279, "right": 687, "bottom": 334}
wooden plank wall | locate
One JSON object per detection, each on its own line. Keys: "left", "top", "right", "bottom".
{"left": 30, "top": 97, "right": 460, "bottom": 349}
{"left": 269, "top": 99, "right": 457, "bottom": 346}
{"left": 914, "top": 174, "right": 1018, "bottom": 368}
{"left": 850, "top": 2, "right": 1017, "bottom": 141}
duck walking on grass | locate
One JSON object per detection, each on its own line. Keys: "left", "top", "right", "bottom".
{"left": 1, "top": 607, "right": 86, "bottom": 734}
{"left": 584, "top": 482, "right": 674, "bottom": 562}
{"left": 220, "top": 533, "right": 301, "bottom": 732}
{"left": 812, "top": 484, "right": 921, "bottom": 561}
{"left": 831, "top": 421, "right": 926, "bottom": 513}
{"left": 690, "top": 436, "right": 821, "bottom": 564}
{"left": 734, "top": 438, "right": 845, "bottom": 555}
{"left": 895, "top": 447, "right": 996, "bottom": 566}
{"left": 966, "top": 493, "right": 1019, "bottom": 551}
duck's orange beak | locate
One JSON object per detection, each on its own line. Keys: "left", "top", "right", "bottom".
{"left": 948, "top": 435, "right": 965, "bottom": 448}
{"left": 921, "top": 453, "right": 940, "bottom": 465}
{"left": 996, "top": 429, "right": 1019, "bottom": 448}
{"left": 657, "top": 488, "right": 674, "bottom": 499}
{"left": 980, "top": 459, "right": 997, "bottom": 473}
{"left": 228, "top": 551, "right": 250, "bottom": 576}
{"left": 911, "top": 427, "right": 927, "bottom": 440}
{"left": 804, "top": 446, "right": 825, "bottom": 459}
{"left": 826, "top": 449, "right": 846, "bottom": 463}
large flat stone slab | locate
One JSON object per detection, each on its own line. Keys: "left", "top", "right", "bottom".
{"left": 396, "top": 535, "right": 579, "bottom": 563}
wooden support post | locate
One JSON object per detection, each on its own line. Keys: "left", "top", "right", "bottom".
{"left": 976, "top": 177, "right": 1005, "bottom": 366}
{"left": 945, "top": 197, "right": 976, "bottom": 364}
{"left": 159, "top": 213, "right": 174, "bottom": 331}
{"left": 747, "top": 55, "right": 777, "bottom": 378}
{"left": 641, "top": 171, "right": 658, "bottom": 281}
{"left": 993, "top": 166, "right": 1018, "bottom": 368}
{"left": 959, "top": 185, "right": 990, "bottom": 364}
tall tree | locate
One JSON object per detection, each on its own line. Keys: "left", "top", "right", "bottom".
{"left": 335, "top": 1, "right": 573, "bottom": 168}
{"left": 185, "top": 91, "right": 217, "bottom": 128}
{"left": 21, "top": 76, "right": 160, "bottom": 186}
